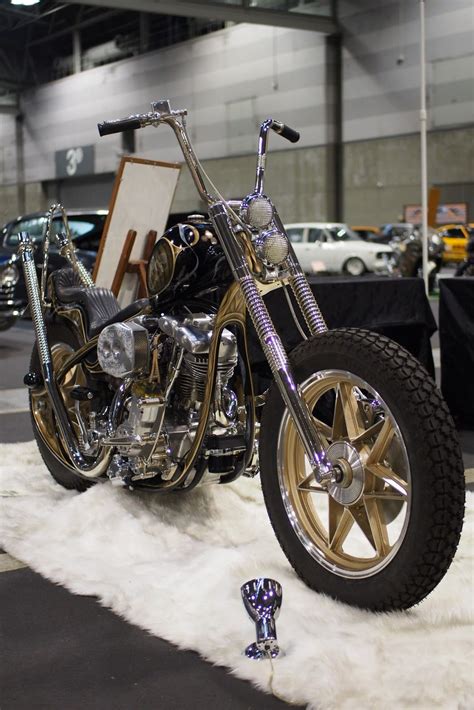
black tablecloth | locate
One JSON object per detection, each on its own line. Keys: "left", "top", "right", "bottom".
{"left": 439, "top": 277, "right": 474, "bottom": 429}
{"left": 247, "top": 276, "right": 436, "bottom": 392}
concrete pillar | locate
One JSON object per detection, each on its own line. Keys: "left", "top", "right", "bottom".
{"left": 15, "top": 110, "right": 25, "bottom": 215}
{"left": 73, "top": 30, "right": 81, "bottom": 74}
{"left": 325, "top": 32, "right": 343, "bottom": 221}
{"left": 139, "top": 13, "right": 150, "bottom": 53}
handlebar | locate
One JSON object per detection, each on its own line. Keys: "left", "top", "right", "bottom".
{"left": 97, "top": 102, "right": 187, "bottom": 137}
{"left": 271, "top": 120, "right": 300, "bottom": 144}
{"left": 97, "top": 100, "right": 301, "bottom": 203}
{"left": 97, "top": 116, "right": 143, "bottom": 136}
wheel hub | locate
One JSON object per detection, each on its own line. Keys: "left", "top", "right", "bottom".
{"left": 326, "top": 441, "right": 364, "bottom": 505}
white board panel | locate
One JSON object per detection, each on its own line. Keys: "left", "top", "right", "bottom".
{"left": 94, "top": 156, "right": 180, "bottom": 306}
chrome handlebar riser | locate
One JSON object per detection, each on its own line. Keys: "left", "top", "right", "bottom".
{"left": 255, "top": 118, "right": 274, "bottom": 194}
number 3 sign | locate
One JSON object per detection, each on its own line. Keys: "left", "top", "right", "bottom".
{"left": 55, "top": 144, "right": 94, "bottom": 179}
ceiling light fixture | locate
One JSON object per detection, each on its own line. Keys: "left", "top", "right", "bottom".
{"left": 11, "top": 0, "right": 40, "bottom": 5}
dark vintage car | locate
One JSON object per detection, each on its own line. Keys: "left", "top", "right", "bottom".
{"left": 0, "top": 210, "right": 107, "bottom": 331}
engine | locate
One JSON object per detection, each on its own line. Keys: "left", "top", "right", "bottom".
{"left": 95, "top": 312, "right": 244, "bottom": 487}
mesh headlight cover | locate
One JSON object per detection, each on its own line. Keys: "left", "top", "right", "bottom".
{"left": 255, "top": 228, "right": 289, "bottom": 266}
{"left": 240, "top": 194, "right": 274, "bottom": 230}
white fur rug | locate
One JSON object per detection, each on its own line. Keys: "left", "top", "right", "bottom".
{"left": 0, "top": 441, "right": 472, "bottom": 709}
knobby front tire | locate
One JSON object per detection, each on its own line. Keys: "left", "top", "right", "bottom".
{"left": 259, "top": 328, "right": 465, "bottom": 612}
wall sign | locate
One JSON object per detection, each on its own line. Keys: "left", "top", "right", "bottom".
{"left": 55, "top": 144, "right": 94, "bottom": 179}
{"left": 404, "top": 202, "right": 468, "bottom": 225}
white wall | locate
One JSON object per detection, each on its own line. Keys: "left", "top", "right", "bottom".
{"left": 1, "top": 23, "right": 328, "bottom": 187}
{"left": 0, "top": 0, "right": 472, "bottom": 225}
{"left": 341, "top": 0, "right": 474, "bottom": 141}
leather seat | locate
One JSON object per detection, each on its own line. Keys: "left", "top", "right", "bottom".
{"left": 51, "top": 268, "right": 149, "bottom": 338}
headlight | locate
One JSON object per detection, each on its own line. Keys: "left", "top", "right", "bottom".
{"left": 0, "top": 263, "right": 19, "bottom": 286}
{"left": 97, "top": 322, "right": 149, "bottom": 378}
{"left": 240, "top": 194, "right": 274, "bottom": 229}
{"left": 430, "top": 234, "right": 442, "bottom": 246}
{"left": 254, "top": 228, "right": 289, "bottom": 266}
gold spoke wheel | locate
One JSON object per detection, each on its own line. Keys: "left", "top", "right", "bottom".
{"left": 277, "top": 370, "right": 411, "bottom": 578}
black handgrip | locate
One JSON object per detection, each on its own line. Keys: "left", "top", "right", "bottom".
{"left": 97, "top": 117, "right": 142, "bottom": 137}
{"left": 271, "top": 121, "right": 300, "bottom": 143}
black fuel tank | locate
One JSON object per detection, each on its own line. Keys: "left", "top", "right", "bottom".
{"left": 147, "top": 218, "right": 233, "bottom": 301}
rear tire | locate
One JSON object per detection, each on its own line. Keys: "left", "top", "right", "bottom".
{"left": 29, "top": 320, "right": 95, "bottom": 492}
{"left": 259, "top": 329, "right": 465, "bottom": 611}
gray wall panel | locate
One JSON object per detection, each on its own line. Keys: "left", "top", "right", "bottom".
{"left": 0, "top": 2, "right": 472, "bottom": 228}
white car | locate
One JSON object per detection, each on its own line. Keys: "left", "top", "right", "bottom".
{"left": 285, "top": 222, "right": 395, "bottom": 276}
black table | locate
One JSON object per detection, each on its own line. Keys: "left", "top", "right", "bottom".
{"left": 247, "top": 276, "right": 436, "bottom": 392}
{"left": 439, "top": 277, "right": 474, "bottom": 429}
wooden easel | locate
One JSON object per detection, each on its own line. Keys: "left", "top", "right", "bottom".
{"left": 111, "top": 229, "right": 157, "bottom": 299}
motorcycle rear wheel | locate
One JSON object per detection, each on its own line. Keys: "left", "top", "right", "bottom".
{"left": 259, "top": 328, "right": 465, "bottom": 611}
{"left": 29, "top": 320, "right": 96, "bottom": 492}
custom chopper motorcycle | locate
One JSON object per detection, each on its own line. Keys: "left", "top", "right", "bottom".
{"left": 19, "top": 101, "right": 464, "bottom": 612}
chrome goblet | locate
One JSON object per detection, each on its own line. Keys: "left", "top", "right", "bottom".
{"left": 241, "top": 578, "right": 282, "bottom": 660}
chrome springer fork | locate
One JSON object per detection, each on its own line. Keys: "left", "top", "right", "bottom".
{"left": 208, "top": 202, "right": 333, "bottom": 485}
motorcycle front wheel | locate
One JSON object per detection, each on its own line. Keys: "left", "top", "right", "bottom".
{"left": 259, "top": 329, "right": 465, "bottom": 611}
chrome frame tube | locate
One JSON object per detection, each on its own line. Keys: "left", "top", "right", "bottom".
{"left": 18, "top": 232, "right": 109, "bottom": 478}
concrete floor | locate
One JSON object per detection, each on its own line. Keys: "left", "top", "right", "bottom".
{"left": 0, "top": 309, "right": 472, "bottom": 709}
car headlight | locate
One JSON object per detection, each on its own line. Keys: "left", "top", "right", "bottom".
{"left": 240, "top": 194, "right": 274, "bottom": 229}
{"left": 430, "top": 234, "right": 442, "bottom": 246}
{"left": 254, "top": 228, "right": 289, "bottom": 266}
{"left": 0, "top": 263, "right": 19, "bottom": 286}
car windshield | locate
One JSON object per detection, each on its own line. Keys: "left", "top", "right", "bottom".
{"left": 5, "top": 214, "right": 105, "bottom": 251}
{"left": 443, "top": 227, "right": 466, "bottom": 238}
{"left": 286, "top": 228, "right": 305, "bottom": 243}
{"left": 327, "top": 226, "right": 361, "bottom": 242}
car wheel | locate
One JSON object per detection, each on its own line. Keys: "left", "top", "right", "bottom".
{"left": 343, "top": 257, "right": 366, "bottom": 276}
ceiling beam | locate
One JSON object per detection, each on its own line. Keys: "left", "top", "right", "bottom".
{"left": 59, "top": 0, "right": 339, "bottom": 34}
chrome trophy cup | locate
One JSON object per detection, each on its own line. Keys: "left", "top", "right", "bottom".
{"left": 241, "top": 578, "right": 282, "bottom": 659}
